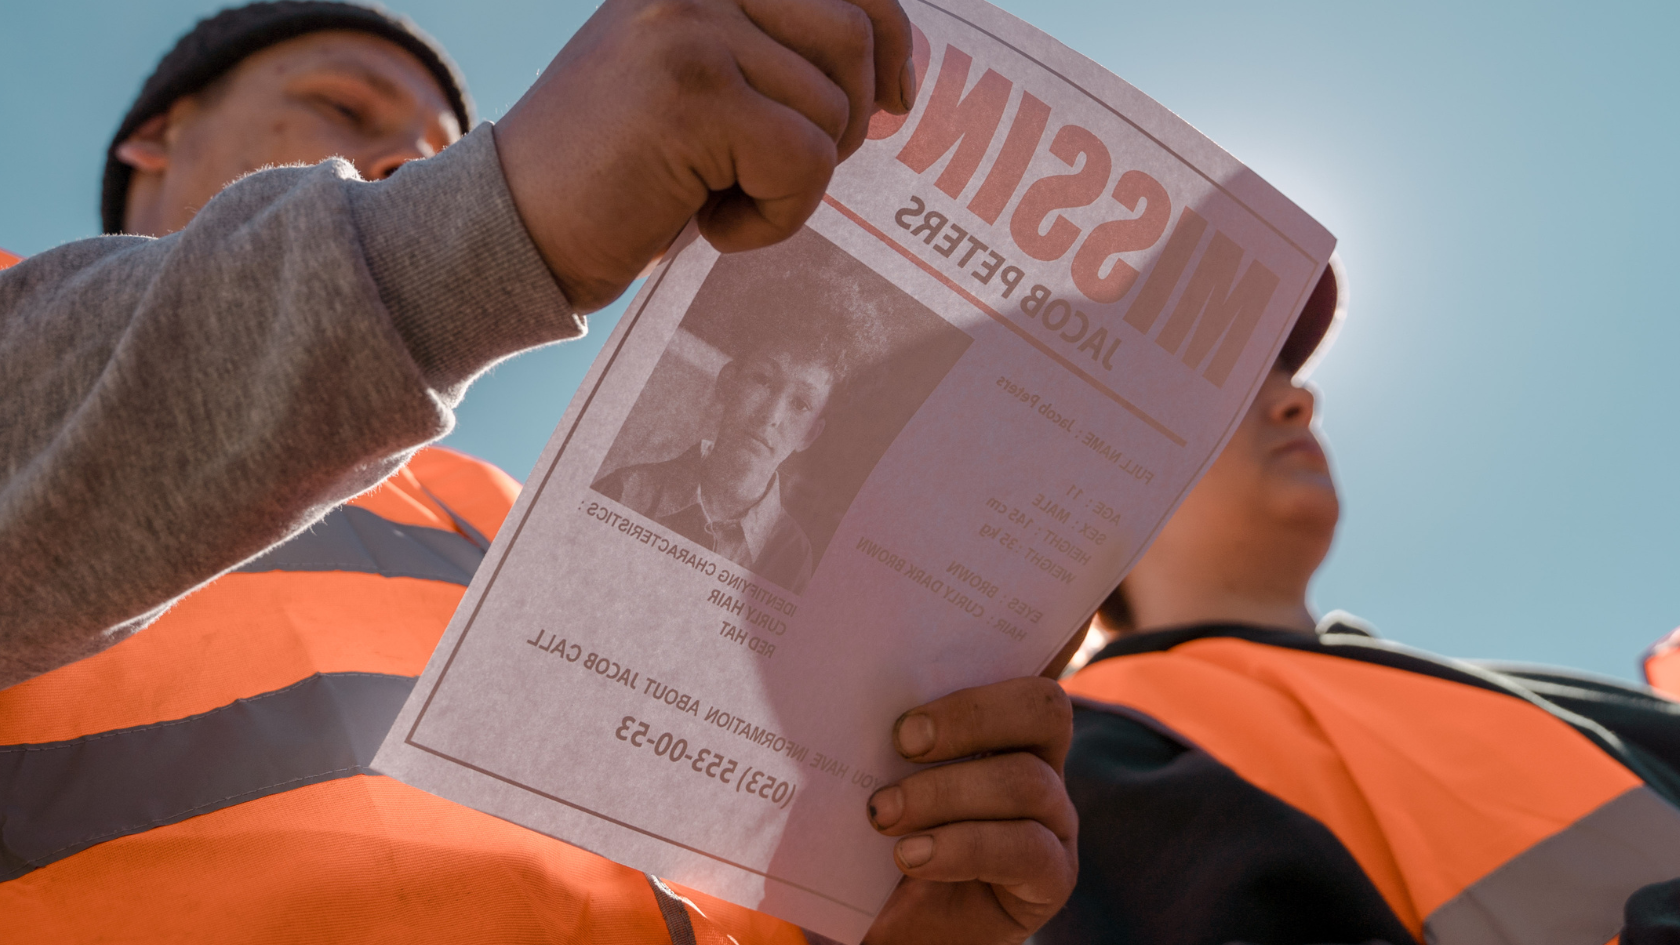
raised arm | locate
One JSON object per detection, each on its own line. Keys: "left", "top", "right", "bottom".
{"left": 0, "top": 0, "right": 914, "bottom": 687}
{"left": 0, "top": 127, "right": 571, "bottom": 687}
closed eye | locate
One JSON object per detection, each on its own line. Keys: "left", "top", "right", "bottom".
{"left": 288, "top": 70, "right": 389, "bottom": 135}
{"left": 315, "top": 95, "right": 365, "bottom": 128}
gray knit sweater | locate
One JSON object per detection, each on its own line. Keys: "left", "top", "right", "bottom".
{"left": 0, "top": 124, "right": 581, "bottom": 689}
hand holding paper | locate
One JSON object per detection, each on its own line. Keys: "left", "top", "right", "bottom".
{"left": 864, "top": 677, "right": 1077, "bottom": 944}
{"left": 495, "top": 0, "right": 915, "bottom": 312}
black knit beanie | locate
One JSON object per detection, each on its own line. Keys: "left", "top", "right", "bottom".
{"left": 101, "top": 0, "right": 474, "bottom": 234}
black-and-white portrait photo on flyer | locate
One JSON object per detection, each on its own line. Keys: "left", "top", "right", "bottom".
{"left": 590, "top": 227, "right": 972, "bottom": 594}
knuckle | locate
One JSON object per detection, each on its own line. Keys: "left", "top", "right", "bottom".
{"left": 960, "top": 820, "right": 1046, "bottom": 876}
{"left": 1024, "top": 676, "right": 1073, "bottom": 730}
{"left": 634, "top": 0, "right": 713, "bottom": 27}
{"left": 917, "top": 764, "right": 961, "bottom": 814}
{"left": 992, "top": 753, "right": 1076, "bottom": 837}
{"left": 833, "top": 4, "right": 874, "bottom": 58}
{"left": 816, "top": 83, "right": 851, "bottom": 138}
{"left": 995, "top": 753, "right": 1060, "bottom": 813}
{"left": 786, "top": 121, "right": 839, "bottom": 173}
{"left": 943, "top": 820, "right": 990, "bottom": 863}
{"left": 1009, "top": 820, "right": 1062, "bottom": 869}
{"left": 663, "top": 41, "right": 738, "bottom": 95}
{"left": 1010, "top": 751, "right": 1061, "bottom": 795}
{"left": 1045, "top": 688, "right": 1074, "bottom": 731}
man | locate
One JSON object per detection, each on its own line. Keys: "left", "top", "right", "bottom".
{"left": 1040, "top": 265, "right": 1680, "bottom": 945}
{"left": 595, "top": 315, "right": 864, "bottom": 593}
{"left": 0, "top": 3, "right": 1077, "bottom": 942}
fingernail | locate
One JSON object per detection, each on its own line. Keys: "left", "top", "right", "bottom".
{"left": 899, "top": 58, "right": 919, "bottom": 112}
{"left": 867, "top": 786, "right": 904, "bottom": 829}
{"left": 894, "top": 713, "right": 936, "bottom": 758}
{"left": 895, "top": 835, "right": 935, "bottom": 869}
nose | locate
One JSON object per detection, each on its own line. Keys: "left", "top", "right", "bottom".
{"left": 1270, "top": 380, "right": 1316, "bottom": 428}
{"left": 360, "top": 137, "right": 436, "bottom": 181}
{"left": 762, "top": 395, "right": 795, "bottom": 430}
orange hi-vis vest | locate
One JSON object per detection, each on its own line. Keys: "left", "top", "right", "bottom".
{"left": 0, "top": 446, "right": 811, "bottom": 944}
{"left": 1062, "top": 629, "right": 1680, "bottom": 945}
{"left": 1644, "top": 628, "right": 1680, "bottom": 699}
{"left": 0, "top": 248, "right": 20, "bottom": 269}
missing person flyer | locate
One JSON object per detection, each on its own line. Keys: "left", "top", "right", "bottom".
{"left": 375, "top": 0, "right": 1334, "bottom": 939}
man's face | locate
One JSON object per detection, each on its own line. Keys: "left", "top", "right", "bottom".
{"left": 712, "top": 344, "right": 835, "bottom": 481}
{"left": 1155, "top": 366, "right": 1341, "bottom": 561}
{"left": 119, "top": 30, "right": 460, "bottom": 236}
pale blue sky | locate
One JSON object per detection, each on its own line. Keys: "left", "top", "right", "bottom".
{"left": 4, "top": 1, "right": 1676, "bottom": 680}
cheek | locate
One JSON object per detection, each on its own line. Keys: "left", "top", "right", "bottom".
{"left": 719, "top": 390, "right": 763, "bottom": 429}
{"left": 262, "top": 117, "right": 346, "bottom": 164}
{"left": 189, "top": 112, "right": 315, "bottom": 185}
{"left": 787, "top": 413, "right": 822, "bottom": 444}
{"left": 1177, "top": 439, "right": 1270, "bottom": 522}
{"left": 722, "top": 389, "right": 757, "bottom": 418}
{"left": 265, "top": 115, "right": 302, "bottom": 152}
{"left": 1201, "top": 433, "right": 1266, "bottom": 492}
{"left": 165, "top": 125, "right": 260, "bottom": 209}
{"left": 237, "top": 105, "right": 361, "bottom": 170}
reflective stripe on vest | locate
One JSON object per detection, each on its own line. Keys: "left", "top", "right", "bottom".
{"left": 1644, "top": 628, "right": 1680, "bottom": 700}
{"left": 1064, "top": 636, "right": 1680, "bottom": 945}
{"left": 1, "top": 671, "right": 412, "bottom": 881}
{"left": 0, "top": 447, "right": 810, "bottom": 944}
{"left": 236, "top": 504, "right": 483, "bottom": 585}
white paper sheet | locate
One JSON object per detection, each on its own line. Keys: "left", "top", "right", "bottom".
{"left": 374, "top": 1, "right": 1334, "bottom": 939}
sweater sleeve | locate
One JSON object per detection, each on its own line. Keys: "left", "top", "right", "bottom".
{"left": 0, "top": 123, "right": 580, "bottom": 688}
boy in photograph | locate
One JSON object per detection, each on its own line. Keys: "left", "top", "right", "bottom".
{"left": 596, "top": 315, "right": 867, "bottom": 594}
